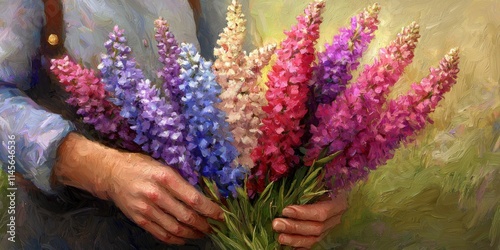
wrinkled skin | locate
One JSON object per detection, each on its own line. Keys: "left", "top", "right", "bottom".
{"left": 53, "top": 132, "right": 346, "bottom": 247}
{"left": 53, "top": 132, "right": 224, "bottom": 245}
{"left": 273, "top": 193, "right": 348, "bottom": 249}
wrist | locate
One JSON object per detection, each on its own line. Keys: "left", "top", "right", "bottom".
{"left": 53, "top": 132, "right": 118, "bottom": 200}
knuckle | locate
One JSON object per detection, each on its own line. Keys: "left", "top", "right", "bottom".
{"left": 131, "top": 183, "right": 144, "bottom": 195}
{"left": 137, "top": 203, "right": 153, "bottom": 216}
{"left": 169, "top": 224, "right": 184, "bottom": 236}
{"left": 145, "top": 187, "right": 160, "bottom": 202}
{"left": 180, "top": 212, "right": 197, "bottom": 225}
{"left": 290, "top": 222, "right": 300, "bottom": 232}
{"left": 187, "top": 194, "right": 202, "bottom": 207}
{"left": 162, "top": 233, "right": 174, "bottom": 242}
{"left": 136, "top": 218, "right": 149, "bottom": 227}
{"left": 154, "top": 170, "right": 172, "bottom": 185}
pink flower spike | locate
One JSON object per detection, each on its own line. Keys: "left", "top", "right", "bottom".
{"left": 50, "top": 56, "right": 139, "bottom": 151}
{"left": 307, "top": 22, "right": 421, "bottom": 190}
{"left": 326, "top": 48, "right": 458, "bottom": 192}
{"left": 249, "top": 0, "right": 325, "bottom": 194}
{"left": 367, "top": 48, "right": 460, "bottom": 170}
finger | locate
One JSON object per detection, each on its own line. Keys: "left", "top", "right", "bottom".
{"left": 277, "top": 233, "right": 321, "bottom": 249}
{"left": 151, "top": 186, "right": 212, "bottom": 233}
{"left": 135, "top": 201, "right": 205, "bottom": 239}
{"left": 272, "top": 214, "right": 342, "bottom": 236}
{"left": 133, "top": 215, "right": 185, "bottom": 245}
{"left": 154, "top": 168, "right": 224, "bottom": 221}
{"left": 282, "top": 197, "right": 347, "bottom": 222}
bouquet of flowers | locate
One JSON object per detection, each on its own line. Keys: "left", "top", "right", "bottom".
{"left": 50, "top": 0, "right": 459, "bottom": 249}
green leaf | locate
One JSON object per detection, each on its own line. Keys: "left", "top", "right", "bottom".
{"left": 210, "top": 229, "right": 244, "bottom": 250}
{"left": 285, "top": 179, "right": 298, "bottom": 198}
{"left": 278, "top": 179, "right": 285, "bottom": 210}
{"left": 208, "top": 162, "right": 330, "bottom": 249}
{"left": 294, "top": 165, "right": 308, "bottom": 182}
{"left": 299, "top": 190, "right": 329, "bottom": 204}
{"left": 202, "top": 177, "right": 221, "bottom": 202}
{"left": 302, "top": 166, "right": 324, "bottom": 186}
{"left": 299, "top": 147, "right": 307, "bottom": 155}
{"left": 209, "top": 235, "right": 226, "bottom": 250}
{"left": 315, "top": 150, "right": 342, "bottom": 165}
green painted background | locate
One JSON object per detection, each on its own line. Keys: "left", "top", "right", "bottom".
{"left": 241, "top": 0, "right": 499, "bottom": 249}
{"left": 1, "top": 0, "right": 499, "bottom": 249}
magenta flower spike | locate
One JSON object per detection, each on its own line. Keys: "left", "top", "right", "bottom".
{"left": 367, "top": 48, "right": 460, "bottom": 169}
{"left": 249, "top": 0, "right": 325, "bottom": 193}
{"left": 327, "top": 48, "right": 459, "bottom": 191}
{"left": 307, "top": 22, "right": 421, "bottom": 189}
{"left": 50, "top": 56, "right": 138, "bottom": 151}
{"left": 303, "top": 3, "right": 380, "bottom": 144}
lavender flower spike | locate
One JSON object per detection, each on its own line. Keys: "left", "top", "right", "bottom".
{"left": 98, "top": 26, "right": 197, "bottom": 184}
{"left": 155, "top": 18, "right": 183, "bottom": 106}
{"left": 314, "top": 3, "right": 380, "bottom": 106}
{"left": 98, "top": 25, "right": 144, "bottom": 120}
{"left": 134, "top": 78, "right": 198, "bottom": 184}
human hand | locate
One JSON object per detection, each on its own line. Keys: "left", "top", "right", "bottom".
{"left": 272, "top": 193, "right": 348, "bottom": 249}
{"left": 106, "top": 152, "right": 225, "bottom": 245}
{"left": 53, "top": 133, "right": 223, "bottom": 245}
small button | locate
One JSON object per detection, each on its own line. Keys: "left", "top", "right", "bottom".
{"left": 48, "top": 34, "right": 59, "bottom": 46}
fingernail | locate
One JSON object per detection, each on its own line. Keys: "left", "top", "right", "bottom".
{"left": 272, "top": 220, "right": 285, "bottom": 232}
{"left": 218, "top": 212, "right": 225, "bottom": 221}
{"left": 278, "top": 234, "right": 290, "bottom": 245}
{"left": 282, "top": 207, "right": 296, "bottom": 217}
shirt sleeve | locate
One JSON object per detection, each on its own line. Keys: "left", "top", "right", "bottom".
{"left": 0, "top": 84, "right": 75, "bottom": 194}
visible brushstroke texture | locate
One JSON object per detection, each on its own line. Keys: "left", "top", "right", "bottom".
{"left": 99, "top": 26, "right": 197, "bottom": 184}
{"left": 99, "top": 26, "right": 144, "bottom": 119}
{"left": 0, "top": 1, "right": 206, "bottom": 248}
{"left": 249, "top": 0, "right": 325, "bottom": 194}
{"left": 0, "top": 0, "right": 44, "bottom": 89}
{"left": 312, "top": 3, "right": 380, "bottom": 108}
{"left": 213, "top": 1, "right": 250, "bottom": 160}
{"left": 233, "top": 44, "right": 275, "bottom": 167}
{"left": 0, "top": 0, "right": 499, "bottom": 249}
{"left": 62, "top": 0, "right": 199, "bottom": 80}
{"left": 198, "top": 0, "right": 257, "bottom": 59}
{"left": 213, "top": 0, "right": 247, "bottom": 78}
{"left": 303, "top": 3, "right": 380, "bottom": 144}
{"left": 134, "top": 77, "right": 197, "bottom": 184}
{"left": 50, "top": 56, "right": 138, "bottom": 151}
{"left": 178, "top": 43, "right": 245, "bottom": 197}
{"left": 307, "top": 23, "right": 420, "bottom": 191}
{"left": 0, "top": 87, "right": 75, "bottom": 194}
{"left": 319, "top": 47, "right": 459, "bottom": 193}
{"left": 367, "top": 48, "right": 460, "bottom": 169}
{"left": 154, "top": 18, "right": 183, "bottom": 107}
{"left": 214, "top": 0, "right": 276, "bottom": 168}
